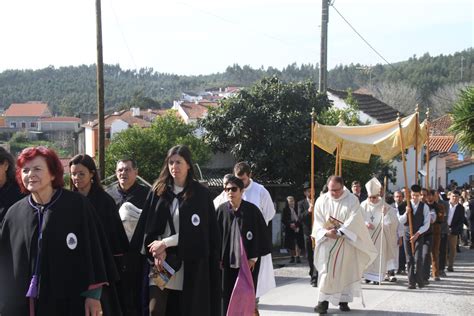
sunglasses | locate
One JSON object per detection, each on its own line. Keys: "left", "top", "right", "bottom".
{"left": 224, "top": 187, "right": 239, "bottom": 192}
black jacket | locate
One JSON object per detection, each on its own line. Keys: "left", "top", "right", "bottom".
{"left": 448, "top": 203, "right": 465, "bottom": 235}
{"left": 143, "top": 181, "right": 221, "bottom": 316}
{"left": 297, "top": 198, "right": 312, "bottom": 236}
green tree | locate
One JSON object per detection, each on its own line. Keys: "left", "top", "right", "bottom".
{"left": 449, "top": 86, "right": 474, "bottom": 152}
{"left": 105, "top": 111, "right": 211, "bottom": 182}
{"left": 200, "top": 77, "right": 393, "bottom": 190}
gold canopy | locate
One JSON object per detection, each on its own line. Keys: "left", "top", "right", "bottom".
{"left": 313, "top": 113, "right": 427, "bottom": 163}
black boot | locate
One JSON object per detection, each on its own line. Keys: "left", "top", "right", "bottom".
{"left": 314, "top": 301, "right": 328, "bottom": 314}
{"left": 289, "top": 256, "right": 295, "bottom": 263}
{"left": 339, "top": 302, "right": 351, "bottom": 312}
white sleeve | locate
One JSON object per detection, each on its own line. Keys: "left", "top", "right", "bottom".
{"left": 163, "top": 234, "right": 179, "bottom": 247}
{"left": 339, "top": 226, "right": 357, "bottom": 242}
{"left": 398, "top": 212, "right": 407, "bottom": 225}
{"left": 417, "top": 205, "right": 431, "bottom": 235}
{"left": 260, "top": 188, "right": 276, "bottom": 224}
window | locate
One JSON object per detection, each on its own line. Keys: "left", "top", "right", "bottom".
{"left": 30, "top": 122, "right": 37, "bottom": 128}
{"left": 21, "top": 122, "right": 26, "bottom": 129}
{"left": 10, "top": 122, "right": 16, "bottom": 128}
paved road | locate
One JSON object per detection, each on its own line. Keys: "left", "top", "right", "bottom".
{"left": 260, "top": 246, "right": 474, "bottom": 315}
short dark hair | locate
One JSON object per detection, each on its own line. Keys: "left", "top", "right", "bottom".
{"left": 117, "top": 157, "right": 137, "bottom": 169}
{"left": 327, "top": 175, "right": 344, "bottom": 187}
{"left": 428, "top": 189, "right": 436, "bottom": 196}
{"left": 451, "top": 190, "right": 461, "bottom": 196}
{"left": 351, "top": 180, "right": 361, "bottom": 186}
{"left": 233, "top": 162, "right": 251, "bottom": 177}
{"left": 224, "top": 175, "right": 244, "bottom": 190}
{"left": 411, "top": 184, "right": 422, "bottom": 193}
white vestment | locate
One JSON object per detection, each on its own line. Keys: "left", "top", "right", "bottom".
{"left": 213, "top": 190, "right": 227, "bottom": 210}
{"left": 242, "top": 179, "right": 276, "bottom": 298}
{"left": 360, "top": 199, "right": 399, "bottom": 281}
{"left": 312, "top": 188, "right": 377, "bottom": 306}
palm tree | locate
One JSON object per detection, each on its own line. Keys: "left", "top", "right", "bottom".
{"left": 448, "top": 86, "right": 474, "bottom": 153}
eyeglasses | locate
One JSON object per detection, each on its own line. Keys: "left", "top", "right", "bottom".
{"left": 224, "top": 187, "right": 239, "bottom": 193}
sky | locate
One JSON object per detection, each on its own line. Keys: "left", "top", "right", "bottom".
{"left": 0, "top": 0, "right": 472, "bottom": 75}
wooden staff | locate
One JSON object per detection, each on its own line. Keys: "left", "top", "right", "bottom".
{"left": 334, "top": 144, "right": 339, "bottom": 176}
{"left": 338, "top": 143, "right": 343, "bottom": 177}
{"left": 310, "top": 109, "right": 315, "bottom": 221}
{"left": 311, "top": 109, "right": 316, "bottom": 249}
{"left": 378, "top": 176, "right": 388, "bottom": 285}
{"left": 414, "top": 105, "right": 419, "bottom": 184}
{"left": 398, "top": 113, "right": 415, "bottom": 255}
{"left": 425, "top": 108, "right": 430, "bottom": 190}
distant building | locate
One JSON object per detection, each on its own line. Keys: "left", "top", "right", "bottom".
{"left": 82, "top": 107, "right": 164, "bottom": 157}
{"left": 4, "top": 102, "right": 52, "bottom": 130}
{"left": 38, "top": 116, "right": 81, "bottom": 132}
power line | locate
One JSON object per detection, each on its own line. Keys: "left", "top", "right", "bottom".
{"left": 329, "top": 3, "right": 404, "bottom": 78}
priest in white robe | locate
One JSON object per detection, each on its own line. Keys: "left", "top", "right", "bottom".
{"left": 360, "top": 178, "right": 400, "bottom": 284}
{"left": 312, "top": 176, "right": 377, "bottom": 314}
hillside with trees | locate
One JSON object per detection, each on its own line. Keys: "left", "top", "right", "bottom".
{"left": 0, "top": 48, "right": 472, "bottom": 117}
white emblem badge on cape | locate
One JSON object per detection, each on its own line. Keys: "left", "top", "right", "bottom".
{"left": 66, "top": 233, "right": 78, "bottom": 250}
{"left": 191, "top": 214, "right": 200, "bottom": 226}
{"left": 246, "top": 231, "right": 253, "bottom": 240}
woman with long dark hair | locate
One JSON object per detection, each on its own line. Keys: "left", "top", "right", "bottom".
{"left": 0, "top": 147, "right": 24, "bottom": 225}
{"left": 0, "top": 146, "right": 118, "bottom": 315}
{"left": 143, "top": 145, "right": 221, "bottom": 316}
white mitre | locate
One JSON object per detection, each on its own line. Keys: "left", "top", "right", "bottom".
{"left": 365, "top": 177, "right": 382, "bottom": 197}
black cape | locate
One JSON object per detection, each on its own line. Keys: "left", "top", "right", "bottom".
{"left": 106, "top": 182, "right": 150, "bottom": 316}
{"left": 87, "top": 186, "right": 129, "bottom": 256}
{"left": 0, "top": 189, "right": 118, "bottom": 316}
{"left": 143, "top": 180, "right": 221, "bottom": 316}
{"left": 0, "top": 180, "right": 25, "bottom": 227}
{"left": 217, "top": 200, "right": 271, "bottom": 313}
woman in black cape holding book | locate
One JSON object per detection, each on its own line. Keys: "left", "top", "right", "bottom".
{"left": 143, "top": 145, "right": 221, "bottom": 316}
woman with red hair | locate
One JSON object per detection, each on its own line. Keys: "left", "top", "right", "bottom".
{"left": 0, "top": 147, "right": 118, "bottom": 316}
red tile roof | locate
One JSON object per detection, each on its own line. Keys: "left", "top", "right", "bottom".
{"left": 445, "top": 153, "right": 474, "bottom": 170}
{"left": 84, "top": 109, "right": 157, "bottom": 128}
{"left": 428, "top": 136, "right": 455, "bottom": 153}
{"left": 5, "top": 102, "right": 51, "bottom": 117}
{"left": 180, "top": 101, "right": 219, "bottom": 120}
{"left": 429, "top": 114, "right": 452, "bottom": 136}
{"left": 40, "top": 116, "right": 81, "bottom": 122}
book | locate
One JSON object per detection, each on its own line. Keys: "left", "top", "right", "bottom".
{"left": 149, "top": 260, "right": 176, "bottom": 290}
{"left": 323, "top": 216, "right": 343, "bottom": 230}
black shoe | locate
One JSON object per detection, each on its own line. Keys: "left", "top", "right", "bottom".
{"left": 372, "top": 281, "right": 380, "bottom": 285}
{"left": 434, "top": 277, "right": 441, "bottom": 281}
{"left": 470, "top": 245, "right": 474, "bottom": 249}
{"left": 314, "top": 301, "right": 328, "bottom": 314}
{"left": 408, "top": 284, "right": 416, "bottom": 289}
{"left": 339, "top": 302, "right": 351, "bottom": 312}
{"left": 289, "top": 256, "right": 295, "bottom": 263}
{"left": 296, "top": 256, "right": 301, "bottom": 264}
{"left": 424, "top": 280, "right": 430, "bottom": 285}
{"left": 364, "top": 279, "right": 371, "bottom": 283}
{"left": 447, "top": 267, "right": 454, "bottom": 272}
{"left": 440, "top": 271, "right": 447, "bottom": 277}
{"left": 418, "top": 282, "right": 424, "bottom": 288}
{"left": 311, "top": 277, "right": 318, "bottom": 287}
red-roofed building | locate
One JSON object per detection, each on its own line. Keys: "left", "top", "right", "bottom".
{"left": 82, "top": 107, "right": 164, "bottom": 157}
{"left": 39, "top": 116, "right": 81, "bottom": 132}
{"left": 4, "top": 102, "right": 52, "bottom": 130}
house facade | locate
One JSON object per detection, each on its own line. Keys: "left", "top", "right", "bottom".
{"left": 4, "top": 102, "right": 52, "bottom": 130}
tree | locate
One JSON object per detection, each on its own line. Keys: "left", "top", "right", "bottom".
{"left": 448, "top": 86, "right": 474, "bottom": 152}
{"left": 105, "top": 111, "right": 211, "bottom": 183}
{"left": 200, "top": 77, "right": 394, "bottom": 190}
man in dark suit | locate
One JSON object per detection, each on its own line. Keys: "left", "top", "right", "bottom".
{"left": 446, "top": 190, "right": 465, "bottom": 272}
{"left": 351, "top": 180, "right": 367, "bottom": 203}
{"left": 298, "top": 182, "right": 318, "bottom": 286}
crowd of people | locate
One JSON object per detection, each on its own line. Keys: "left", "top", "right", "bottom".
{"left": 1, "top": 144, "right": 473, "bottom": 316}
{"left": 0, "top": 146, "right": 277, "bottom": 316}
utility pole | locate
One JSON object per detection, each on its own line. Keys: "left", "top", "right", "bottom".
{"left": 319, "top": 0, "right": 329, "bottom": 94}
{"left": 96, "top": 0, "right": 105, "bottom": 179}
{"left": 461, "top": 55, "right": 464, "bottom": 81}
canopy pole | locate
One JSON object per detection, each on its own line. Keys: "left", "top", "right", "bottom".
{"left": 378, "top": 175, "right": 388, "bottom": 285}
{"left": 415, "top": 105, "right": 419, "bottom": 185}
{"left": 425, "top": 108, "right": 431, "bottom": 190}
{"left": 310, "top": 109, "right": 316, "bottom": 220}
{"left": 334, "top": 144, "right": 340, "bottom": 176}
{"left": 338, "top": 144, "right": 342, "bottom": 177}
{"left": 398, "top": 114, "right": 415, "bottom": 255}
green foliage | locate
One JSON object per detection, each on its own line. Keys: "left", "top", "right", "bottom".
{"left": 8, "top": 131, "right": 70, "bottom": 157}
{"left": 105, "top": 111, "right": 211, "bottom": 183}
{"left": 1, "top": 49, "right": 471, "bottom": 117}
{"left": 448, "top": 86, "right": 474, "bottom": 152}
